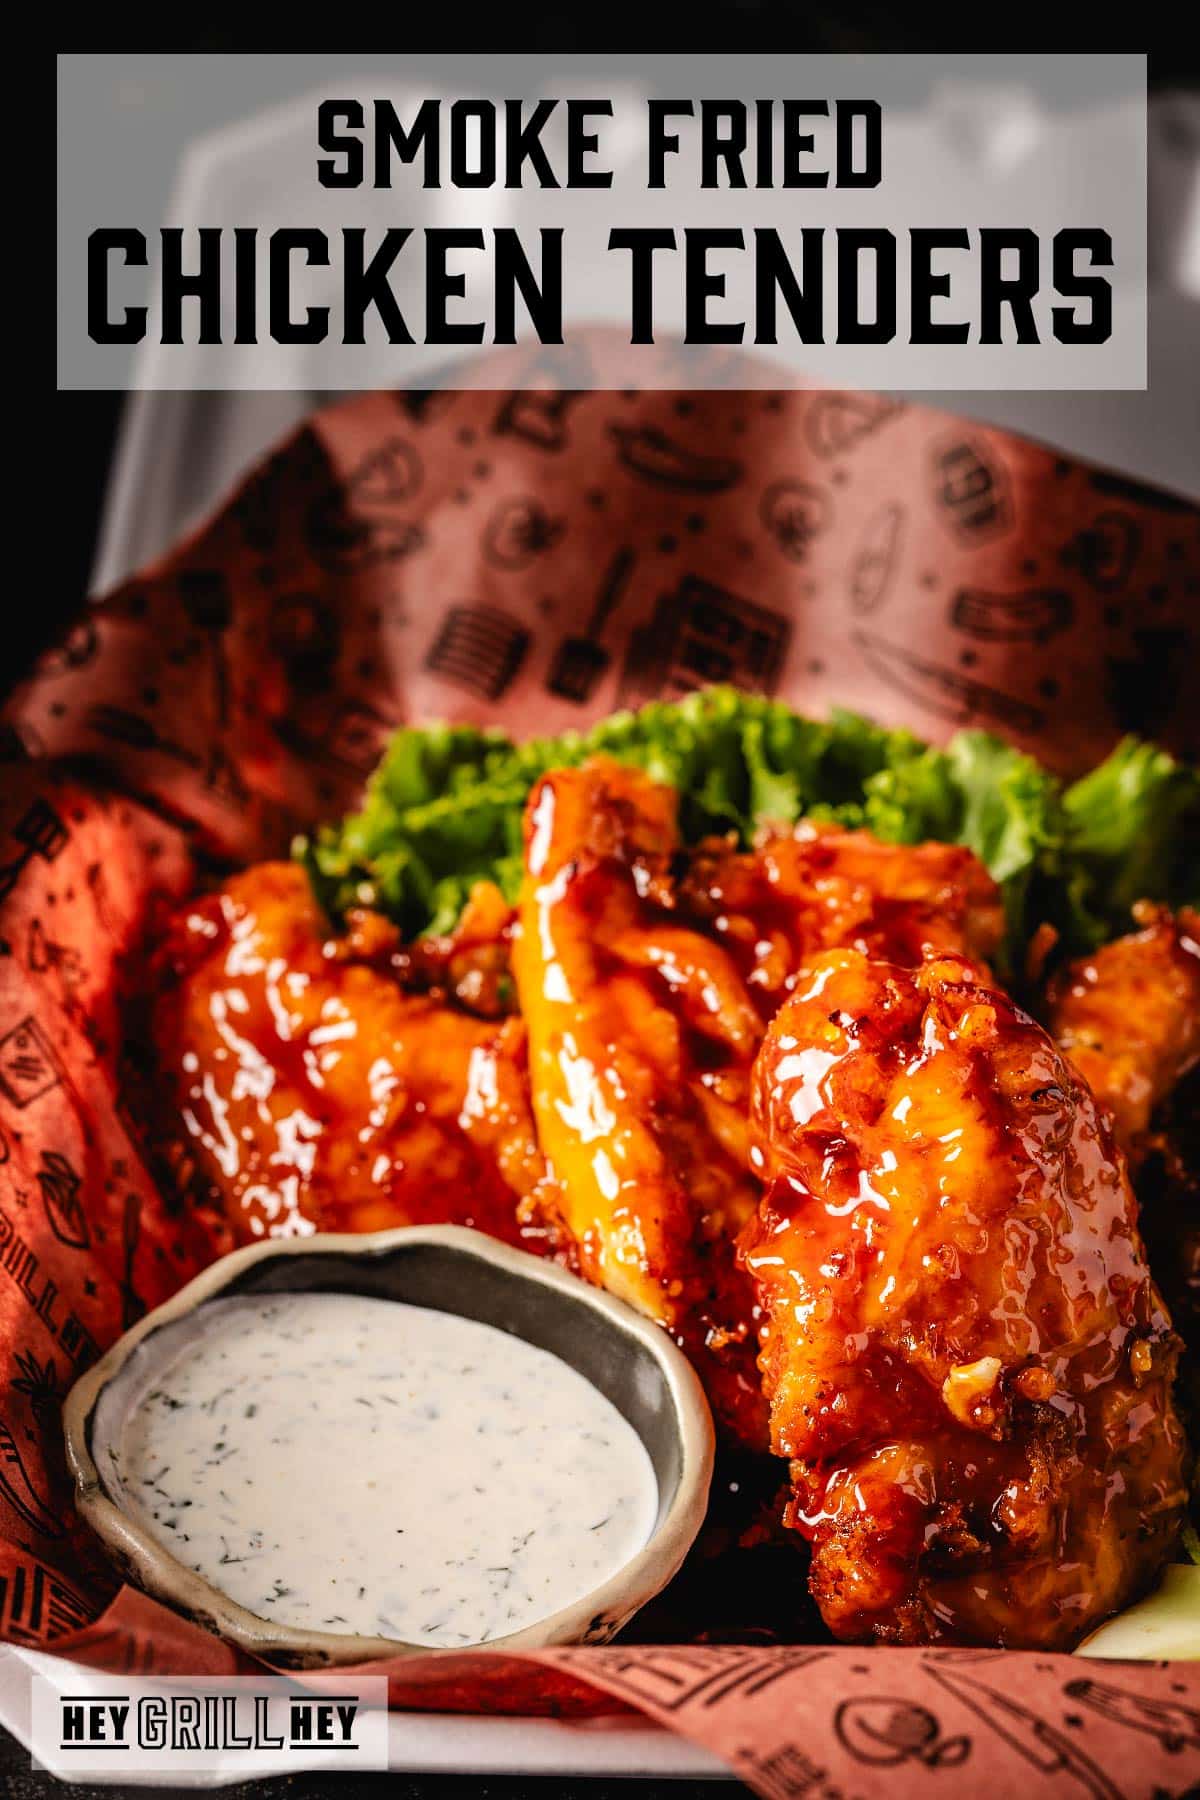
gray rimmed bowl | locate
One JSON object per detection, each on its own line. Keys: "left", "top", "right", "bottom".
{"left": 63, "top": 1224, "right": 715, "bottom": 1669}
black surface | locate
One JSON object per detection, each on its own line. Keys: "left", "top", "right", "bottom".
{"left": 0, "top": 1727, "right": 748, "bottom": 1798}
{"left": 57, "top": 2, "right": 1200, "bottom": 70}
{"left": 16, "top": 392, "right": 121, "bottom": 689}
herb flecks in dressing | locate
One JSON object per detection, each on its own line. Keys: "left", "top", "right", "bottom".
{"left": 111, "top": 1293, "right": 658, "bottom": 1647}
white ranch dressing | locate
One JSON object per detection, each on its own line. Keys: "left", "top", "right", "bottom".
{"left": 110, "top": 1292, "right": 659, "bottom": 1647}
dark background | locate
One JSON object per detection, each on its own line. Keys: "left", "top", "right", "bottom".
{"left": 1, "top": 1740, "right": 748, "bottom": 1799}
{"left": 31, "top": 20, "right": 1198, "bottom": 1798}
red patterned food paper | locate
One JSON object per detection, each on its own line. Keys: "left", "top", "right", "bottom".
{"left": 3, "top": 368, "right": 1199, "bottom": 1797}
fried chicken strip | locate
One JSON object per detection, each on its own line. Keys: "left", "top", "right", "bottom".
{"left": 151, "top": 861, "right": 553, "bottom": 1245}
{"left": 678, "top": 821, "right": 1004, "bottom": 1005}
{"left": 512, "top": 760, "right": 768, "bottom": 1445}
{"left": 1047, "top": 904, "right": 1200, "bottom": 1357}
{"left": 744, "top": 947, "right": 1188, "bottom": 1647}
{"left": 512, "top": 761, "right": 1010, "bottom": 1445}
{"left": 1046, "top": 903, "right": 1200, "bottom": 1151}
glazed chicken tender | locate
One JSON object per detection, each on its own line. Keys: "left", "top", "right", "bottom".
{"left": 679, "top": 822, "right": 1005, "bottom": 998}
{"left": 511, "top": 761, "right": 1009, "bottom": 1447}
{"left": 152, "top": 862, "right": 552, "bottom": 1244}
{"left": 512, "top": 760, "right": 768, "bottom": 1446}
{"left": 743, "top": 947, "right": 1188, "bottom": 1648}
{"left": 1046, "top": 903, "right": 1200, "bottom": 1152}
{"left": 1047, "top": 905, "right": 1200, "bottom": 1357}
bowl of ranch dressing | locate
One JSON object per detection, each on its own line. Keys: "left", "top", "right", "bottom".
{"left": 64, "top": 1225, "right": 715, "bottom": 1667}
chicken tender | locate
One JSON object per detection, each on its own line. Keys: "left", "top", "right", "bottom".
{"left": 512, "top": 760, "right": 768, "bottom": 1446}
{"left": 1046, "top": 903, "right": 1200, "bottom": 1153}
{"left": 151, "top": 861, "right": 553, "bottom": 1245}
{"left": 512, "top": 763, "right": 1008, "bottom": 1447}
{"left": 1047, "top": 906, "right": 1200, "bottom": 1373}
{"left": 679, "top": 822, "right": 1004, "bottom": 1010}
{"left": 743, "top": 947, "right": 1188, "bottom": 1648}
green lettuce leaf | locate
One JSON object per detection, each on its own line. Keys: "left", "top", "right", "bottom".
{"left": 296, "top": 687, "right": 1195, "bottom": 963}
{"left": 1060, "top": 738, "right": 1200, "bottom": 946}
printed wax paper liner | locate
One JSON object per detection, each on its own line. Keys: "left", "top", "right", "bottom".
{"left": 3, "top": 360, "right": 1199, "bottom": 1797}
{"left": 10, "top": 359, "right": 1200, "bottom": 867}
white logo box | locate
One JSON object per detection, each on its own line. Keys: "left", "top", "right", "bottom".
{"left": 0, "top": 1645, "right": 728, "bottom": 1783}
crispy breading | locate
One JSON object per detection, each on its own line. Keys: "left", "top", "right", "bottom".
{"left": 151, "top": 861, "right": 555, "bottom": 1245}
{"left": 512, "top": 760, "right": 768, "bottom": 1446}
{"left": 744, "top": 948, "right": 1188, "bottom": 1647}
{"left": 1045, "top": 903, "right": 1200, "bottom": 1151}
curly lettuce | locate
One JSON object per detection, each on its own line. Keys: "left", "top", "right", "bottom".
{"left": 296, "top": 687, "right": 1198, "bottom": 962}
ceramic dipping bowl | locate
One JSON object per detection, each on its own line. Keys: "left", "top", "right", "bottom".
{"left": 63, "top": 1224, "right": 715, "bottom": 1669}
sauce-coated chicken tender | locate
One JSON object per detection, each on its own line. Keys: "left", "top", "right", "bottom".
{"left": 152, "top": 862, "right": 552, "bottom": 1245}
{"left": 512, "top": 763, "right": 1010, "bottom": 1447}
{"left": 512, "top": 760, "right": 768, "bottom": 1446}
{"left": 1048, "top": 905, "right": 1200, "bottom": 1361}
{"left": 679, "top": 823, "right": 1004, "bottom": 1008}
{"left": 743, "top": 948, "right": 1187, "bottom": 1648}
{"left": 1046, "top": 903, "right": 1200, "bottom": 1152}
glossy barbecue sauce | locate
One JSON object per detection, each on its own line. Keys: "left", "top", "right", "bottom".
{"left": 149, "top": 863, "right": 559, "bottom": 1250}
{"left": 677, "top": 825, "right": 1005, "bottom": 1013}
{"left": 743, "top": 949, "right": 1188, "bottom": 1648}
{"left": 110, "top": 1292, "right": 659, "bottom": 1647}
{"left": 516, "top": 769, "right": 771, "bottom": 1449}
{"left": 513, "top": 783, "right": 1006, "bottom": 1453}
